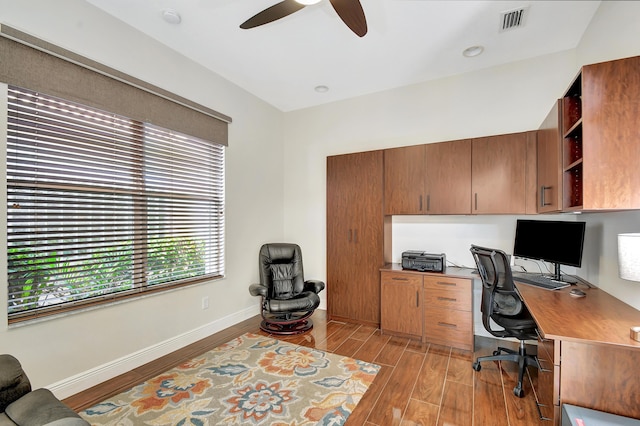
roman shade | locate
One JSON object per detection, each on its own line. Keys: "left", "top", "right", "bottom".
{"left": 0, "top": 24, "right": 230, "bottom": 146}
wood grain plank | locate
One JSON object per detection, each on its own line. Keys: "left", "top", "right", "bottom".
{"left": 412, "top": 343, "right": 449, "bottom": 405}
{"left": 374, "top": 335, "right": 409, "bottom": 366}
{"left": 401, "top": 398, "right": 440, "bottom": 425}
{"left": 367, "top": 351, "right": 425, "bottom": 425}
{"left": 353, "top": 330, "right": 391, "bottom": 364}
{"left": 437, "top": 381, "right": 473, "bottom": 425}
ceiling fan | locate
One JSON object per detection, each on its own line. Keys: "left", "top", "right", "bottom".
{"left": 240, "top": 0, "right": 368, "bottom": 37}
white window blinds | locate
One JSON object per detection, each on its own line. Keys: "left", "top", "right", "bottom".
{"left": 7, "top": 86, "right": 225, "bottom": 322}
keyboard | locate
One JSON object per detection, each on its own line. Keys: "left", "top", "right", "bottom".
{"left": 512, "top": 273, "right": 571, "bottom": 290}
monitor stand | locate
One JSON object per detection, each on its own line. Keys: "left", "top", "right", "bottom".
{"left": 551, "top": 263, "right": 578, "bottom": 284}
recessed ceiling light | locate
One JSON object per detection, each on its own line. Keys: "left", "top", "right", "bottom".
{"left": 162, "top": 8, "right": 182, "bottom": 25}
{"left": 462, "top": 45, "right": 484, "bottom": 58}
{"left": 315, "top": 85, "right": 329, "bottom": 93}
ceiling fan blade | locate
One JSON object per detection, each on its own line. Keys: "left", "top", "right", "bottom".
{"left": 329, "top": 0, "right": 367, "bottom": 37}
{"left": 240, "top": 0, "right": 306, "bottom": 29}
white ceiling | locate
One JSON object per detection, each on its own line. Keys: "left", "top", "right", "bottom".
{"left": 85, "top": 0, "right": 601, "bottom": 112}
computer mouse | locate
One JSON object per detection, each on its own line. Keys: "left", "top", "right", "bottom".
{"left": 569, "top": 288, "right": 586, "bottom": 297}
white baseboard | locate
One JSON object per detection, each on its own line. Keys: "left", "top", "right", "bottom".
{"left": 48, "top": 305, "right": 260, "bottom": 399}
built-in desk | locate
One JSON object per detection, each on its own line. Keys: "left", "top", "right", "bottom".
{"left": 515, "top": 282, "right": 640, "bottom": 424}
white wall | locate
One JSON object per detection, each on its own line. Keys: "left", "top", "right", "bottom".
{"left": 283, "top": 0, "right": 640, "bottom": 314}
{"left": 0, "top": 0, "right": 285, "bottom": 395}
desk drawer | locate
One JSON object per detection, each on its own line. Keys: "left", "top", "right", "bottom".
{"left": 423, "top": 285, "right": 471, "bottom": 311}
{"left": 424, "top": 306, "right": 472, "bottom": 348}
{"left": 423, "top": 276, "right": 471, "bottom": 311}
{"left": 381, "top": 271, "right": 422, "bottom": 287}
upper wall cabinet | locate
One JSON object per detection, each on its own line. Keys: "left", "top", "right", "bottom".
{"left": 562, "top": 55, "right": 640, "bottom": 211}
{"left": 384, "top": 145, "right": 426, "bottom": 214}
{"left": 472, "top": 131, "right": 537, "bottom": 215}
{"left": 384, "top": 140, "right": 472, "bottom": 215}
{"left": 425, "top": 139, "right": 472, "bottom": 214}
{"left": 537, "top": 100, "right": 563, "bottom": 213}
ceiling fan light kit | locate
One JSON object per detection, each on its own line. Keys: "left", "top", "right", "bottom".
{"left": 240, "top": 0, "right": 367, "bottom": 37}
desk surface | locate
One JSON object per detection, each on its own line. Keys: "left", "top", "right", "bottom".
{"left": 515, "top": 281, "right": 640, "bottom": 349}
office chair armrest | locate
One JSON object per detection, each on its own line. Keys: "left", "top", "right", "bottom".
{"left": 304, "top": 280, "right": 325, "bottom": 294}
{"left": 249, "top": 283, "right": 268, "bottom": 297}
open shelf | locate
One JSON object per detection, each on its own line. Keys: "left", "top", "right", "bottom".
{"left": 562, "top": 72, "right": 583, "bottom": 210}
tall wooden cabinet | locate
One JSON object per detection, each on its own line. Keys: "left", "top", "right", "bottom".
{"left": 562, "top": 55, "right": 640, "bottom": 211}
{"left": 327, "top": 151, "right": 389, "bottom": 326}
{"left": 471, "top": 131, "right": 537, "bottom": 214}
{"left": 537, "top": 100, "right": 563, "bottom": 213}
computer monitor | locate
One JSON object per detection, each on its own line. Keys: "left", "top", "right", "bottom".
{"left": 513, "top": 219, "right": 586, "bottom": 281}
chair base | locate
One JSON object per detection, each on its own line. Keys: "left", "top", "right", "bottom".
{"left": 259, "top": 310, "right": 314, "bottom": 335}
{"left": 260, "top": 318, "right": 314, "bottom": 335}
{"left": 472, "top": 340, "right": 539, "bottom": 398}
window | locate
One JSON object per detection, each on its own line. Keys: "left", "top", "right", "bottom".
{"left": 6, "top": 86, "right": 225, "bottom": 322}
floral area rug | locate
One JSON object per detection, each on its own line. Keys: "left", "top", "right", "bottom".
{"left": 79, "top": 332, "right": 380, "bottom": 425}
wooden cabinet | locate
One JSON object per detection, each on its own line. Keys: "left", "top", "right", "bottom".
{"left": 423, "top": 275, "right": 473, "bottom": 351}
{"left": 380, "top": 271, "right": 422, "bottom": 339}
{"left": 471, "top": 131, "right": 537, "bottom": 214}
{"left": 384, "top": 145, "right": 425, "bottom": 214}
{"left": 327, "top": 151, "right": 389, "bottom": 326}
{"left": 562, "top": 55, "right": 640, "bottom": 211}
{"left": 380, "top": 266, "right": 474, "bottom": 351}
{"left": 537, "top": 100, "right": 563, "bottom": 213}
{"left": 383, "top": 139, "right": 472, "bottom": 215}
{"left": 425, "top": 139, "right": 472, "bottom": 214}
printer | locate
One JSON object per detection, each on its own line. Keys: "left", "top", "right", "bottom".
{"left": 401, "top": 251, "right": 446, "bottom": 273}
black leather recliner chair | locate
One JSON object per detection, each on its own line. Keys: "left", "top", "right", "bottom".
{"left": 249, "top": 243, "right": 325, "bottom": 335}
{"left": 0, "top": 354, "right": 89, "bottom": 425}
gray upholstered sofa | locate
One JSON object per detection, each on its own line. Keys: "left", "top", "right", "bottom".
{"left": 0, "top": 354, "right": 89, "bottom": 426}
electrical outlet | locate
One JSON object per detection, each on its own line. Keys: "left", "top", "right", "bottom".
{"left": 202, "top": 296, "right": 209, "bottom": 310}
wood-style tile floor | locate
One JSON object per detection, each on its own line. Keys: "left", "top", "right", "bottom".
{"left": 64, "top": 310, "right": 545, "bottom": 425}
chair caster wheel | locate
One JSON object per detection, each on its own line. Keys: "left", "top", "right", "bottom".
{"left": 472, "top": 362, "right": 481, "bottom": 371}
{"left": 513, "top": 386, "right": 524, "bottom": 398}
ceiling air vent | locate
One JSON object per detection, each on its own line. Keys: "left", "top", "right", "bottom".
{"left": 500, "top": 6, "right": 528, "bottom": 32}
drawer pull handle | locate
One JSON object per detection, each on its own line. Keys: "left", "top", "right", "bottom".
{"left": 437, "top": 297, "right": 457, "bottom": 302}
{"left": 436, "top": 281, "right": 456, "bottom": 287}
{"left": 437, "top": 322, "right": 457, "bottom": 328}
{"left": 392, "top": 277, "right": 409, "bottom": 281}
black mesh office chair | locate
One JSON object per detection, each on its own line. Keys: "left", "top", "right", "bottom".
{"left": 469, "top": 245, "right": 539, "bottom": 397}
{"left": 249, "top": 243, "right": 325, "bottom": 335}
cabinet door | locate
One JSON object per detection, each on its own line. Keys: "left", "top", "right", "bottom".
{"left": 384, "top": 145, "right": 426, "bottom": 214}
{"left": 327, "top": 151, "right": 384, "bottom": 325}
{"left": 327, "top": 154, "right": 357, "bottom": 320}
{"left": 537, "top": 100, "right": 563, "bottom": 213}
{"left": 472, "top": 132, "right": 529, "bottom": 214}
{"left": 582, "top": 56, "right": 640, "bottom": 210}
{"left": 425, "top": 139, "right": 471, "bottom": 214}
{"left": 380, "top": 272, "right": 422, "bottom": 338}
